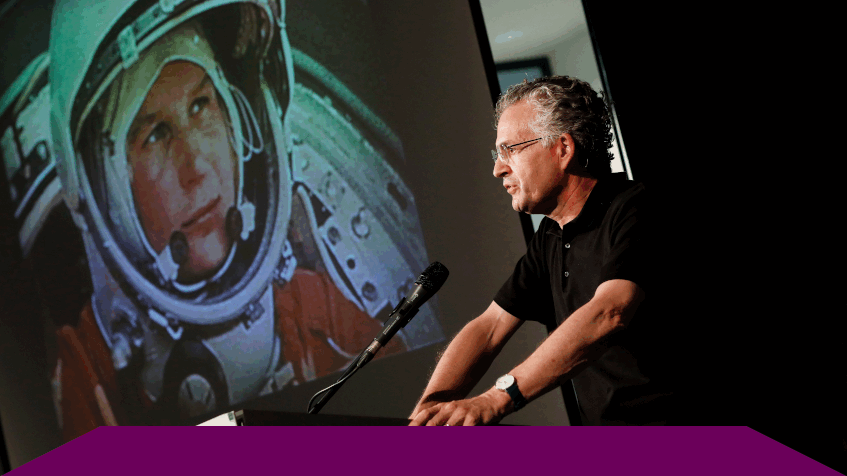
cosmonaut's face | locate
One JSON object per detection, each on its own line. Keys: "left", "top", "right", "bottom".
{"left": 126, "top": 60, "right": 238, "bottom": 281}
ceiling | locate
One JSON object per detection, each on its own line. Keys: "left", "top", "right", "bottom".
{"left": 478, "top": 0, "right": 588, "bottom": 61}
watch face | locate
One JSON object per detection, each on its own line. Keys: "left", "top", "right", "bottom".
{"left": 496, "top": 374, "right": 514, "bottom": 389}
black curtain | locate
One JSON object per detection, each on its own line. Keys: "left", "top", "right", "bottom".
{"left": 581, "top": 1, "right": 844, "bottom": 472}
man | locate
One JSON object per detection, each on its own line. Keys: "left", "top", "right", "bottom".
{"left": 410, "top": 76, "right": 674, "bottom": 426}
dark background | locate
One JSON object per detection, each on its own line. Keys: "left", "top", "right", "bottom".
{"left": 581, "top": 0, "right": 844, "bottom": 471}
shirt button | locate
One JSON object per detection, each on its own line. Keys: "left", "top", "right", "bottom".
{"left": 564, "top": 271, "right": 569, "bottom": 277}
{"left": 565, "top": 243, "right": 571, "bottom": 248}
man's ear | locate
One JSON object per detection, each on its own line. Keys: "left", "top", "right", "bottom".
{"left": 559, "top": 133, "right": 577, "bottom": 169}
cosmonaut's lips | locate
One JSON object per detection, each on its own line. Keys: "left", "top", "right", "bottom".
{"left": 181, "top": 195, "right": 222, "bottom": 230}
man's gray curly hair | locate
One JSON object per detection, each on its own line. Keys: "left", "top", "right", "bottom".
{"left": 494, "top": 76, "right": 614, "bottom": 177}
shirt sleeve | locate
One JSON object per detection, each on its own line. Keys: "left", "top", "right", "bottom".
{"left": 599, "top": 182, "right": 652, "bottom": 295}
{"left": 493, "top": 219, "right": 556, "bottom": 325}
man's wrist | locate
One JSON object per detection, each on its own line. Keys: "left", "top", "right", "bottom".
{"left": 494, "top": 374, "right": 529, "bottom": 412}
{"left": 486, "top": 386, "right": 515, "bottom": 415}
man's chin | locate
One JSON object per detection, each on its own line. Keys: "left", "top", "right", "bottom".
{"left": 511, "top": 197, "right": 524, "bottom": 213}
{"left": 512, "top": 199, "right": 533, "bottom": 214}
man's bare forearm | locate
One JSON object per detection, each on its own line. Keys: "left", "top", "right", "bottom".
{"left": 415, "top": 320, "right": 497, "bottom": 406}
{"left": 409, "top": 280, "right": 644, "bottom": 426}
{"left": 411, "top": 303, "right": 522, "bottom": 415}
{"left": 504, "top": 279, "right": 645, "bottom": 406}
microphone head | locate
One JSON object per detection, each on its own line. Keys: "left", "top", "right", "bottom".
{"left": 415, "top": 262, "right": 449, "bottom": 293}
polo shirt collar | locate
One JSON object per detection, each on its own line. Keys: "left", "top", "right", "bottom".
{"left": 545, "top": 174, "right": 623, "bottom": 237}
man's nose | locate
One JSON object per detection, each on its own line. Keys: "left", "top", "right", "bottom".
{"left": 493, "top": 157, "right": 509, "bottom": 178}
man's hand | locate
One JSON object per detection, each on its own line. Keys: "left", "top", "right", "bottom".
{"left": 408, "top": 388, "right": 512, "bottom": 426}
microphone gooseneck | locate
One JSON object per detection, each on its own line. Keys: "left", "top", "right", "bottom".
{"left": 366, "top": 261, "right": 449, "bottom": 358}
{"left": 307, "top": 261, "right": 449, "bottom": 414}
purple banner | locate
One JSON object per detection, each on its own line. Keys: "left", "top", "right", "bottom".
{"left": 8, "top": 426, "right": 841, "bottom": 475}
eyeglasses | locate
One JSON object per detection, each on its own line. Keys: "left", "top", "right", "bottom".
{"left": 491, "top": 136, "right": 556, "bottom": 165}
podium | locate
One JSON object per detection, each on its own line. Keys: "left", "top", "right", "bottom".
{"left": 232, "top": 409, "right": 517, "bottom": 425}
{"left": 233, "top": 409, "right": 411, "bottom": 426}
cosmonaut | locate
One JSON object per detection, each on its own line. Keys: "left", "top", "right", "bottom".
{"left": 46, "top": 0, "right": 442, "bottom": 439}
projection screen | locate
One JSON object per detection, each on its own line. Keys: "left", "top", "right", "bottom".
{"left": 0, "top": 0, "right": 576, "bottom": 467}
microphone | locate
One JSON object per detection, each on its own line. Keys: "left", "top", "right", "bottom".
{"left": 360, "top": 261, "right": 449, "bottom": 364}
{"left": 307, "top": 262, "right": 449, "bottom": 414}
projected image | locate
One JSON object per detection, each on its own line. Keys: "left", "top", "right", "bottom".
{"left": 0, "top": 0, "right": 442, "bottom": 440}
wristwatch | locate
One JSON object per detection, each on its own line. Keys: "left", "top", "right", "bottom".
{"left": 495, "top": 374, "right": 527, "bottom": 411}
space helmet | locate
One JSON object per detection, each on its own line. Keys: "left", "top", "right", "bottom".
{"left": 49, "top": 0, "right": 294, "bottom": 330}
{"left": 0, "top": 51, "right": 59, "bottom": 258}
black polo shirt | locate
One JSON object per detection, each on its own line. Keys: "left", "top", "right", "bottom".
{"left": 494, "top": 173, "right": 676, "bottom": 425}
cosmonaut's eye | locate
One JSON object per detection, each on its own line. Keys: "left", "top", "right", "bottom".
{"left": 190, "top": 97, "right": 210, "bottom": 117}
{"left": 146, "top": 122, "right": 171, "bottom": 146}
